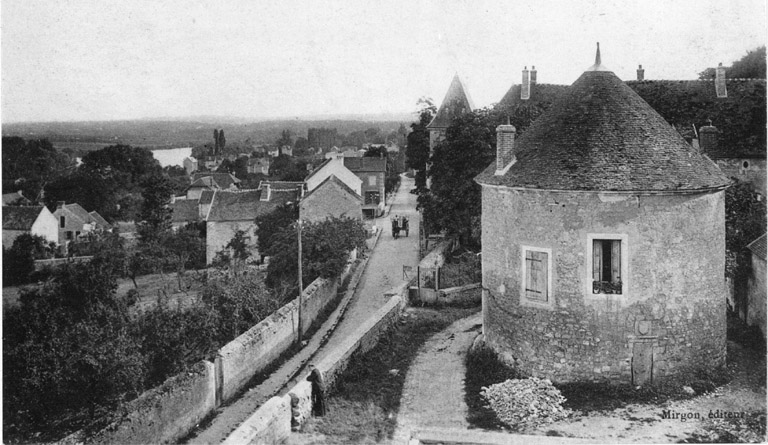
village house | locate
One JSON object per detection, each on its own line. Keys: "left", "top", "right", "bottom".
{"left": 183, "top": 156, "right": 198, "bottom": 175}
{"left": 53, "top": 201, "right": 111, "bottom": 245}
{"left": 186, "top": 172, "right": 241, "bottom": 199}
{"left": 2, "top": 205, "right": 58, "bottom": 247}
{"left": 475, "top": 46, "right": 730, "bottom": 386}
{"left": 2, "top": 191, "right": 32, "bottom": 206}
{"left": 746, "top": 234, "right": 766, "bottom": 339}
{"left": 304, "top": 157, "right": 363, "bottom": 196}
{"left": 343, "top": 157, "right": 386, "bottom": 218}
{"left": 205, "top": 182, "right": 303, "bottom": 264}
{"left": 202, "top": 156, "right": 225, "bottom": 170}
{"left": 300, "top": 175, "right": 363, "bottom": 223}
{"left": 247, "top": 157, "right": 271, "bottom": 175}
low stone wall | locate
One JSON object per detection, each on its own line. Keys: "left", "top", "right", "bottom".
{"left": 310, "top": 293, "right": 406, "bottom": 393}
{"left": 33, "top": 256, "right": 93, "bottom": 271}
{"left": 435, "top": 283, "right": 482, "bottom": 306}
{"left": 86, "top": 360, "right": 216, "bottom": 445}
{"left": 221, "top": 395, "right": 292, "bottom": 445}
{"left": 217, "top": 276, "right": 339, "bottom": 402}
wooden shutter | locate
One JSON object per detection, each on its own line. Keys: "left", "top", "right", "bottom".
{"left": 525, "top": 250, "right": 548, "bottom": 301}
{"left": 610, "top": 240, "right": 621, "bottom": 283}
{"left": 592, "top": 240, "right": 603, "bottom": 282}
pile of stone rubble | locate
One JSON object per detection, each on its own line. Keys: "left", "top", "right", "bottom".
{"left": 481, "top": 377, "right": 570, "bottom": 429}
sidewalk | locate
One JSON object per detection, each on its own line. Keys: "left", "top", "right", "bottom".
{"left": 186, "top": 175, "right": 420, "bottom": 444}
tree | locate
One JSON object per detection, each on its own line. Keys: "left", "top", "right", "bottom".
{"left": 218, "top": 129, "right": 226, "bottom": 153}
{"left": 214, "top": 129, "right": 220, "bottom": 154}
{"left": 164, "top": 223, "right": 205, "bottom": 289}
{"left": 405, "top": 97, "right": 436, "bottom": 190}
{"left": 255, "top": 202, "right": 299, "bottom": 255}
{"left": 3, "top": 234, "right": 52, "bottom": 286}
{"left": 2, "top": 137, "right": 73, "bottom": 201}
{"left": 276, "top": 129, "right": 292, "bottom": 153}
{"left": 698, "top": 46, "right": 766, "bottom": 79}
{"left": 136, "top": 174, "right": 174, "bottom": 244}
{"left": 264, "top": 216, "right": 369, "bottom": 292}
{"left": 418, "top": 108, "right": 498, "bottom": 247}
{"left": 269, "top": 155, "right": 306, "bottom": 181}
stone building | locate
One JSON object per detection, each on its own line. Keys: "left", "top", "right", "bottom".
{"left": 475, "top": 47, "right": 731, "bottom": 385}
{"left": 343, "top": 157, "right": 386, "bottom": 218}
{"left": 2, "top": 205, "right": 58, "bottom": 246}
{"left": 427, "top": 74, "right": 474, "bottom": 153}
{"left": 300, "top": 175, "right": 363, "bottom": 223}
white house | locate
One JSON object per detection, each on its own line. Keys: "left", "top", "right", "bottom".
{"left": 304, "top": 157, "right": 363, "bottom": 196}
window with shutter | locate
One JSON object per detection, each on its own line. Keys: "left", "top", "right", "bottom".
{"left": 590, "top": 237, "right": 624, "bottom": 295}
{"left": 522, "top": 247, "right": 551, "bottom": 304}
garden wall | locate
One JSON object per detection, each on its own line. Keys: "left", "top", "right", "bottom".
{"left": 86, "top": 360, "right": 216, "bottom": 445}
{"left": 436, "top": 283, "right": 481, "bottom": 306}
{"left": 217, "top": 276, "right": 339, "bottom": 402}
{"left": 33, "top": 256, "right": 93, "bottom": 271}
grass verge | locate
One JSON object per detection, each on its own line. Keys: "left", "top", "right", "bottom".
{"left": 300, "top": 306, "right": 477, "bottom": 443}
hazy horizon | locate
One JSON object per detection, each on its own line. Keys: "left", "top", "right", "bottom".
{"left": 2, "top": 0, "right": 765, "bottom": 123}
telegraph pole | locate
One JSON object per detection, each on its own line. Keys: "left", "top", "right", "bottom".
{"left": 297, "top": 219, "right": 303, "bottom": 345}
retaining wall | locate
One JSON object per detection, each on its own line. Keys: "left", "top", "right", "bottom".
{"left": 87, "top": 360, "right": 216, "bottom": 445}
{"left": 436, "top": 283, "right": 482, "bottom": 306}
{"left": 221, "top": 395, "right": 292, "bottom": 445}
{"left": 217, "top": 276, "right": 339, "bottom": 402}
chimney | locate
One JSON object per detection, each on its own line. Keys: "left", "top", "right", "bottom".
{"left": 699, "top": 122, "right": 719, "bottom": 157}
{"left": 495, "top": 119, "right": 516, "bottom": 175}
{"left": 521, "top": 66, "right": 530, "bottom": 100}
{"left": 530, "top": 66, "right": 537, "bottom": 85}
{"left": 636, "top": 64, "right": 644, "bottom": 81}
{"left": 715, "top": 62, "right": 727, "bottom": 98}
{"left": 56, "top": 201, "right": 65, "bottom": 209}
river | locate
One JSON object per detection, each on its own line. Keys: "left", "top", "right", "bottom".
{"left": 151, "top": 147, "right": 193, "bottom": 168}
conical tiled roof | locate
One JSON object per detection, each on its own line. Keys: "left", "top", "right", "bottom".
{"left": 477, "top": 65, "right": 730, "bottom": 192}
{"left": 427, "top": 74, "right": 474, "bottom": 129}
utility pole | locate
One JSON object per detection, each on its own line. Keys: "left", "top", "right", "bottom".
{"left": 297, "top": 219, "right": 303, "bottom": 345}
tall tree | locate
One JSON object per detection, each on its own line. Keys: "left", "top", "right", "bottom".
{"left": 136, "top": 174, "right": 174, "bottom": 244}
{"left": 418, "top": 108, "right": 498, "bottom": 247}
{"left": 214, "top": 129, "right": 220, "bottom": 154}
{"left": 405, "top": 97, "right": 436, "bottom": 190}
{"left": 218, "top": 129, "right": 226, "bottom": 153}
{"left": 2, "top": 137, "right": 73, "bottom": 201}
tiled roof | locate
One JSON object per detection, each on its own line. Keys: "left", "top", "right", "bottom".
{"left": 170, "top": 200, "right": 200, "bottom": 223}
{"left": 207, "top": 189, "right": 298, "bottom": 222}
{"left": 477, "top": 70, "right": 730, "bottom": 192}
{"left": 62, "top": 203, "right": 93, "bottom": 224}
{"left": 428, "top": 74, "right": 474, "bottom": 129}
{"left": 3, "top": 206, "right": 45, "bottom": 230}
{"left": 305, "top": 159, "right": 332, "bottom": 182}
{"left": 343, "top": 157, "right": 386, "bottom": 172}
{"left": 199, "top": 190, "right": 215, "bottom": 205}
{"left": 191, "top": 172, "right": 241, "bottom": 189}
{"left": 88, "top": 211, "right": 111, "bottom": 228}
{"left": 496, "top": 83, "right": 569, "bottom": 112}
{"left": 2, "top": 191, "right": 31, "bottom": 206}
{"left": 747, "top": 233, "right": 767, "bottom": 261}
{"left": 259, "top": 180, "right": 305, "bottom": 191}
{"left": 301, "top": 175, "right": 362, "bottom": 202}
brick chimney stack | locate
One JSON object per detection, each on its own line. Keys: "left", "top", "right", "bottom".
{"left": 715, "top": 62, "right": 728, "bottom": 98}
{"left": 637, "top": 64, "right": 644, "bottom": 81}
{"left": 530, "top": 66, "right": 537, "bottom": 84}
{"left": 495, "top": 119, "right": 516, "bottom": 175}
{"left": 521, "top": 66, "right": 530, "bottom": 100}
{"left": 699, "top": 122, "right": 719, "bottom": 157}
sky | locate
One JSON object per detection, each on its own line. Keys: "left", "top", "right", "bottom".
{"left": 1, "top": 0, "right": 765, "bottom": 123}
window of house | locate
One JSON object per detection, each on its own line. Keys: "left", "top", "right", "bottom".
{"left": 365, "top": 191, "right": 380, "bottom": 205}
{"left": 60, "top": 216, "right": 65, "bottom": 228}
{"left": 368, "top": 175, "right": 377, "bottom": 186}
{"left": 589, "top": 236, "right": 626, "bottom": 295}
{"left": 66, "top": 231, "right": 73, "bottom": 240}
{"left": 521, "top": 246, "right": 552, "bottom": 306}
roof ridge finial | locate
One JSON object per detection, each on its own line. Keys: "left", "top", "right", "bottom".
{"left": 595, "top": 42, "right": 601, "bottom": 66}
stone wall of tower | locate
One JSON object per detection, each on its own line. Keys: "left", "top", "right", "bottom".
{"left": 480, "top": 186, "right": 727, "bottom": 384}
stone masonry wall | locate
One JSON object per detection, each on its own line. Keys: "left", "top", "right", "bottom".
{"left": 480, "top": 186, "right": 727, "bottom": 384}
{"left": 206, "top": 220, "right": 258, "bottom": 265}
{"left": 716, "top": 158, "right": 766, "bottom": 196}
{"left": 300, "top": 181, "right": 362, "bottom": 223}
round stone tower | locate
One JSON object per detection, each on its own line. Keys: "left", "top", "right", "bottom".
{"left": 474, "top": 45, "right": 730, "bottom": 385}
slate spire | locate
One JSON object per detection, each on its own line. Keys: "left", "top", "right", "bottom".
{"left": 427, "top": 74, "right": 475, "bottom": 129}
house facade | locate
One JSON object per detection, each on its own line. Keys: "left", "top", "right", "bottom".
{"left": 343, "top": 157, "right": 386, "bottom": 218}
{"left": 475, "top": 48, "right": 730, "bottom": 386}
{"left": 2, "top": 205, "right": 58, "bottom": 246}
{"left": 300, "top": 175, "right": 363, "bottom": 223}
{"left": 305, "top": 157, "right": 362, "bottom": 196}
{"left": 53, "top": 202, "right": 110, "bottom": 245}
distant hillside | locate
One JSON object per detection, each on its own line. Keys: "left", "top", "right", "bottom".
{"left": 2, "top": 114, "right": 415, "bottom": 153}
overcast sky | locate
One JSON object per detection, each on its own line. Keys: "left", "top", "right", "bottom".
{"left": 2, "top": 0, "right": 765, "bottom": 123}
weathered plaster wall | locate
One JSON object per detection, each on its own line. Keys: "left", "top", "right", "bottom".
{"left": 300, "top": 182, "right": 362, "bottom": 223}
{"left": 716, "top": 158, "right": 766, "bottom": 196}
{"left": 747, "top": 256, "right": 766, "bottom": 338}
{"left": 480, "top": 186, "right": 727, "bottom": 384}
{"left": 206, "top": 219, "right": 258, "bottom": 264}
{"left": 217, "top": 277, "right": 338, "bottom": 402}
{"left": 87, "top": 360, "right": 216, "bottom": 445}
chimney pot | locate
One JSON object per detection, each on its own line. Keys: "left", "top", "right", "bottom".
{"left": 715, "top": 63, "right": 727, "bottom": 97}
{"left": 56, "top": 201, "right": 65, "bottom": 208}
{"left": 495, "top": 123, "right": 517, "bottom": 175}
{"left": 530, "top": 66, "right": 537, "bottom": 84}
{"left": 636, "top": 64, "right": 645, "bottom": 81}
